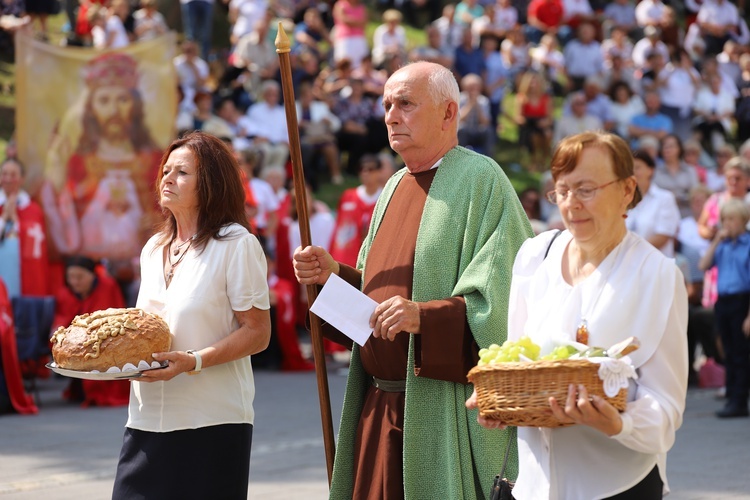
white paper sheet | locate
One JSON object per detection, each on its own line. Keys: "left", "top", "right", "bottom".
{"left": 309, "top": 273, "right": 377, "bottom": 346}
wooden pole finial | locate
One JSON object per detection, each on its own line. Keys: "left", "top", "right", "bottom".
{"left": 275, "top": 22, "right": 291, "bottom": 54}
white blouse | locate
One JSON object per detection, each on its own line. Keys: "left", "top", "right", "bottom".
{"left": 127, "top": 224, "right": 270, "bottom": 432}
{"left": 626, "top": 183, "right": 681, "bottom": 257}
{"left": 508, "top": 230, "right": 688, "bottom": 500}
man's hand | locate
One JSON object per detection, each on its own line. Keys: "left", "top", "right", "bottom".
{"left": 549, "top": 384, "right": 623, "bottom": 436}
{"left": 293, "top": 245, "right": 339, "bottom": 285}
{"left": 370, "top": 296, "right": 420, "bottom": 341}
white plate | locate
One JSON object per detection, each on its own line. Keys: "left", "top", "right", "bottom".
{"left": 46, "top": 362, "right": 168, "bottom": 380}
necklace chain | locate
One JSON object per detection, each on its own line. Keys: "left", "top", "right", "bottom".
{"left": 575, "top": 240, "right": 623, "bottom": 345}
{"left": 165, "top": 236, "right": 194, "bottom": 286}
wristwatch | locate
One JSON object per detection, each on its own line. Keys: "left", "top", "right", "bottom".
{"left": 186, "top": 350, "right": 202, "bottom": 375}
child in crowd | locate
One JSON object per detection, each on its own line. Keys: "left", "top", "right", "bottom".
{"left": 699, "top": 198, "right": 750, "bottom": 419}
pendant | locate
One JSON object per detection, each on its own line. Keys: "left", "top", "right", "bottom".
{"left": 576, "top": 320, "right": 589, "bottom": 345}
{"left": 173, "top": 247, "right": 180, "bottom": 256}
{"left": 166, "top": 269, "right": 174, "bottom": 282}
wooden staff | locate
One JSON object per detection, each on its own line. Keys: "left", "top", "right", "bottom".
{"left": 275, "top": 23, "right": 335, "bottom": 485}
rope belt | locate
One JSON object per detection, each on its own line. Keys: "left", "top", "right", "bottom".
{"left": 371, "top": 376, "right": 406, "bottom": 392}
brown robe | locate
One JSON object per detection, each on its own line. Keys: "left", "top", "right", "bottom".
{"left": 327, "top": 169, "right": 479, "bottom": 500}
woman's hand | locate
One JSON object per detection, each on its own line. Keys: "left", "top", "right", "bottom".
{"left": 466, "top": 389, "right": 508, "bottom": 430}
{"left": 139, "top": 350, "right": 198, "bottom": 382}
{"left": 549, "top": 384, "right": 623, "bottom": 436}
{"left": 293, "top": 245, "right": 339, "bottom": 285}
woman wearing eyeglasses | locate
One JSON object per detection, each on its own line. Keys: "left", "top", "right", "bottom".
{"left": 467, "top": 131, "right": 688, "bottom": 499}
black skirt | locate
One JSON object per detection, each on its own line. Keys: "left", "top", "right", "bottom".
{"left": 112, "top": 423, "right": 253, "bottom": 500}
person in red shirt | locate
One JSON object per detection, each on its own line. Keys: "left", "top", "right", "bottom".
{"left": 0, "top": 158, "right": 50, "bottom": 298}
{"left": 0, "top": 277, "right": 38, "bottom": 415}
{"left": 526, "top": 0, "right": 564, "bottom": 44}
{"left": 329, "top": 154, "right": 383, "bottom": 267}
{"left": 52, "top": 256, "right": 130, "bottom": 406}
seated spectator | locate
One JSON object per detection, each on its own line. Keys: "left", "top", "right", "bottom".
{"left": 563, "top": 22, "right": 603, "bottom": 91}
{"left": 717, "top": 41, "right": 742, "bottom": 90}
{"left": 701, "top": 55, "right": 739, "bottom": 99}
{"left": 692, "top": 73, "right": 736, "bottom": 155}
{"left": 191, "top": 91, "right": 234, "bottom": 138}
{"left": 627, "top": 148, "right": 681, "bottom": 257}
{"left": 132, "top": 0, "right": 167, "bottom": 41}
{"left": 683, "top": 139, "right": 711, "bottom": 184}
{"left": 563, "top": 75, "right": 615, "bottom": 132}
{"left": 482, "top": 34, "right": 510, "bottom": 129}
{"left": 601, "top": 54, "right": 639, "bottom": 95}
{"left": 514, "top": 71, "right": 554, "bottom": 171}
{"left": 228, "top": 0, "right": 268, "bottom": 46}
{"left": 552, "top": 91, "right": 603, "bottom": 145}
{"left": 351, "top": 55, "right": 388, "bottom": 98}
{"left": 230, "top": 18, "right": 278, "bottom": 104}
{"left": 295, "top": 81, "right": 343, "bottom": 187}
{"left": 90, "top": 1, "right": 130, "bottom": 49}
{"left": 602, "top": 0, "right": 637, "bottom": 38}
{"left": 236, "top": 149, "right": 279, "bottom": 251}
{"left": 500, "top": 25, "right": 531, "bottom": 87}
{"left": 331, "top": 0, "right": 368, "bottom": 68}
{"left": 287, "top": 185, "right": 334, "bottom": 260}
{"left": 454, "top": 0, "right": 484, "bottom": 30}
{"left": 293, "top": 7, "right": 332, "bottom": 61}
{"left": 333, "top": 78, "right": 387, "bottom": 175}
{"left": 529, "top": 34, "right": 565, "bottom": 96}
{"left": 737, "top": 53, "right": 750, "bottom": 144}
{"left": 628, "top": 90, "right": 673, "bottom": 145}
{"left": 245, "top": 80, "right": 290, "bottom": 171}
{"left": 608, "top": 79, "right": 644, "bottom": 138}
{"left": 174, "top": 40, "right": 209, "bottom": 114}
{"left": 697, "top": 0, "right": 741, "bottom": 56}
{"left": 601, "top": 26, "right": 633, "bottom": 68}
{"left": 638, "top": 50, "right": 667, "bottom": 95}
{"left": 524, "top": 0, "right": 563, "bottom": 45}
{"left": 632, "top": 26, "right": 670, "bottom": 70}
{"left": 457, "top": 73, "right": 495, "bottom": 155}
{"left": 455, "top": 26, "right": 486, "bottom": 79}
{"left": 636, "top": 134, "right": 659, "bottom": 161}
{"left": 432, "top": 3, "right": 462, "bottom": 54}
{"left": 409, "top": 25, "right": 454, "bottom": 68}
{"left": 654, "top": 134, "right": 700, "bottom": 218}
{"left": 679, "top": 185, "right": 713, "bottom": 259}
{"left": 657, "top": 49, "right": 702, "bottom": 142}
{"left": 560, "top": 0, "right": 597, "bottom": 35}
{"left": 519, "top": 187, "right": 547, "bottom": 234}
{"left": 473, "top": 0, "right": 517, "bottom": 42}
{"left": 216, "top": 98, "right": 254, "bottom": 151}
{"left": 0, "top": 158, "right": 50, "bottom": 298}
{"left": 318, "top": 58, "right": 355, "bottom": 100}
{"left": 372, "top": 9, "right": 407, "bottom": 69}
{"left": 635, "top": 0, "right": 666, "bottom": 28}
{"left": 52, "top": 256, "right": 130, "bottom": 406}
{"left": 329, "top": 154, "right": 382, "bottom": 268}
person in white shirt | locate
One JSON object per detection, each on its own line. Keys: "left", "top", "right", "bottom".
{"left": 552, "top": 92, "right": 603, "bottom": 146}
{"left": 112, "top": 132, "right": 271, "bottom": 500}
{"left": 631, "top": 25, "right": 670, "bottom": 70}
{"left": 371, "top": 9, "right": 407, "bottom": 68}
{"left": 133, "top": 0, "right": 167, "bottom": 41}
{"left": 174, "top": 40, "right": 209, "bottom": 114}
{"left": 91, "top": 0, "right": 130, "bottom": 49}
{"left": 563, "top": 22, "right": 603, "bottom": 91}
{"left": 692, "top": 72, "right": 736, "bottom": 154}
{"left": 697, "top": 0, "right": 741, "bottom": 56}
{"left": 467, "top": 130, "right": 688, "bottom": 499}
{"left": 635, "top": 0, "right": 665, "bottom": 27}
{"left": 627, "top": 148, "right": 681, "bottom": 256}
{"left": 679, "top": 184, "right": 713, "bottom": 257}
{"left": 228, "top": 0, "right": 268, "bottom": 46}
{"left": 244, "top": 80, "right": 290, "bottom": 171}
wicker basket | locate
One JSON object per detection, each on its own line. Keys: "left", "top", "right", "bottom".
{"left": 467, "top": 359, "right": 628, "bottom": 428}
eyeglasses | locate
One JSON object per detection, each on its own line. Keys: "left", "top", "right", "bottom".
{"left": 545, "top": 179, "right": 620, "bottom": 205}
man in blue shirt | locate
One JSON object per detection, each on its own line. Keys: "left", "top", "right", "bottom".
{"left": 628, "top": 91, "right": 673, "bottom": 146}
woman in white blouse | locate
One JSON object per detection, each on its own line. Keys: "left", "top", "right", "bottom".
{"left": 468, "top": 131, "right": 688, "bottom": 499}
{"left": 112, "top": 132, "right": 271, "bottom": 499}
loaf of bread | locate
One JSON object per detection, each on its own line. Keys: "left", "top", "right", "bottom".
{"left": 51, "top": 308, "right": 172, "bottom": 372}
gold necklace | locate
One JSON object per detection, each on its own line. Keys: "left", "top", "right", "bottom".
{"left": 165, "top": 239, "right": 193, "bottom": 286}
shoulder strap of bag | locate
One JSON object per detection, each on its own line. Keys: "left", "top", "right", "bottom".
{"left": 543, "top": 229, "right": 562, "bottom": 260}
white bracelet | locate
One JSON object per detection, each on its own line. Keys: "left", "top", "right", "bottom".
{"left": 186, "top": 349, "right": 202, "bottom": 375}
